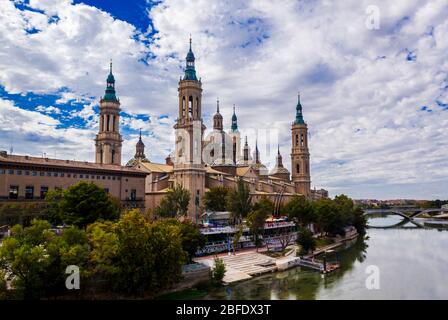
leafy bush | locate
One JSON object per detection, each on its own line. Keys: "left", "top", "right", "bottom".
{"left": 212, "top": 257, "right": 226, "bottom": 283}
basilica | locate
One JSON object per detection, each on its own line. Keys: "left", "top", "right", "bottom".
{"left": 0, "top": 39, "right": 327, "bottom": 221}
{"left": 120, "top": 39, "right": 327, "bottom": 219}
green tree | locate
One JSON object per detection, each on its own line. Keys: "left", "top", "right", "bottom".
{"left": 351, "top": 207, "right": 367, "bottom": 234}
{"left": 313, "top": 198, "right": 346, "bottom": 236}
{"left": 227, "top": 178, "right": 252, "bottom": 224}
{"left": 203, "top": 186, "right": 229, "bottom": 211}
{"left": 297, "top": 227, "right": 316, "bottom": 255}
{"left": 285, "top": 195, "right": 315, "bottom": 227}
{"left": 163, "top": 219, "right": 206, "bottom": 262}
{"left": 178, "top": 221, "right": 206, "bottom": 263}
{"left": 0, "top": 220, "right": 89, "bottom": 299}
{"left": 86, "top": 221, "right": 119, "bottom": 279}
{"left": 46, "top": 182, "right": 119, "bottom": 228}
{"left": 154, "top": 184, "right": 190, "bottom": 217}
{"left": 150, "top": 220, "right": 187, "bottom": 290}
{"left": 248, "top": 198, "right": 273, "bottom": 251}
{"left": 112, "top": 210, "right": 186, "bottom": 295}
{"left": 0, "top": 269, "right": 7, "bottom": 300}
{"left": 212, "top": 257, "right": 226, "bottom": 283}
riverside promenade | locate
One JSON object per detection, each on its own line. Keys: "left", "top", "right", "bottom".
{"left": 194, "top": 230, "right": 359, "bottom": 284}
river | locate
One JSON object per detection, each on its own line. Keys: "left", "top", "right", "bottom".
{"left": 201, "top": 216, "right": 448, "bottom": 300}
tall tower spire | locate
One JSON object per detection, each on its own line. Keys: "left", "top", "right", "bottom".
{"left": 291, "top": 92, "right": 311, "bottom": 197}
{"left": 295, "top": 92, "right": 305, "bottom": 124}
{"left": 254, "top": 139, "right": 260, "bottom": 164}
{"left": 231, "top": 104, "right": 238, "bottom": 132}
{"left": 213, "top": 98, "right": 223, "bottom": 131}
{"left": 174, "top": 38, "right": 206, "bottom": 220}
{"left": 103, "top": 59, "right": 117, "bottom": 101}
{"left": 135, "top": 129, "right": 147, "bottom": 159}
{"left": 95, "top": 61, "right": 123, "bottom": 165}
{"left": 243, "top": 136, "right": 249, "bottom": 164}
{"left": 183, "top": 36, "right": 198, "bottom": 81}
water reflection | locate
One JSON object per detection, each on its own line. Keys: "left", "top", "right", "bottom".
{"left": 203, "top": 218, "right": 448, "bottom": 300}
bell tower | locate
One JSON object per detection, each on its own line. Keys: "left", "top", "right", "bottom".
{"left": 173, "top": 37, "right": 206, "bottom": 221}
{"left": 291, "top": 93, "right": 311, "bottom": 197}
{"left": 95, "top": 61, "right": 123, "bottom": 165}
{"left": 228, "top": 105, "right": 241, "bottom": 165}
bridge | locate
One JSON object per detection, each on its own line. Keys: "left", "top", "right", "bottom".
{"left": 363, "top": 208, "right": 448, "bottom": 229}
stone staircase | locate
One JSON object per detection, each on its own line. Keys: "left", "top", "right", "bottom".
{"left": 220, "top": 253, "right": 277, "bottom": 276}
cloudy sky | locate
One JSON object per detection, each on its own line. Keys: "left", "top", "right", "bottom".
{"left": 0, "top": 0, "right": 447, "bottom": 199}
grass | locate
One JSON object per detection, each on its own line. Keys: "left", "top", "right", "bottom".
{"left": 315, "top": 237, "right": 335, "bottom": 248}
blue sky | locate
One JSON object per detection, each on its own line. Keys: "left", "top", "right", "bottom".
{"left": 1, "top": 0, "right": 448, "bottom": 199}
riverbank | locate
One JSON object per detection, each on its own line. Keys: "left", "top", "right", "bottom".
{"left": 193, "top": 230, "right": 359, "bottom": 285}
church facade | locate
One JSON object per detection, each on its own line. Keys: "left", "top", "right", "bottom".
{"left": 126, "top": 40, "right": 326, "bottom": 221}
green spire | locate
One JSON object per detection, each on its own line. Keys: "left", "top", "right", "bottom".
{"left": 183, "top": 36, "right": 198, "bottom": 81}
{"left": 294, "top": 92, "right": 305, "bottom": 124}
{"left": 231, "top": 104, "right": 238, "bottom": 132}
{"left": 103, "top": 60, "right": 118, "bottom": 101}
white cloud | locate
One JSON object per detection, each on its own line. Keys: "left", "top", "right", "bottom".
{"left": 0, "top": 97, "right": 94, "bottom": 160}
{"left": 1, "top": 0, "right": 448, "bottom": 199}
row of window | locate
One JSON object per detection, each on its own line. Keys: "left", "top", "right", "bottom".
{"left": 7, "top": 185, "right": 138, "bottom": 200}
{"left": 0, "top": 169, "right": 125, "bottom": 181}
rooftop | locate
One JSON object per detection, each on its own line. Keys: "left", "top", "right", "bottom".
{"left": 0, "top": 152, "right": 147, "bottom": 175}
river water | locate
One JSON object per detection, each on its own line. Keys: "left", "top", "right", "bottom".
{"left": 202, "top": 216, "right": 448, "bottom": 300}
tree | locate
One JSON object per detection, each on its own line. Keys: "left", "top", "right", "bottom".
{"left": 285, "top": 195, "right": 315, "bottom": 227}
{"left": 86, "top": 221, "right": 119, "bottom": 279}
{"left": 247, "top": 198, "right": 273, "bottom": 251}
{"left": 227, "top": 178, "right": 252, "bottom": 225}
{"left": 172, "top": 184, "right": 190, "bottom": 216}
{"left": 297, "top": 227, "right": 316, "bottom": 255}
{"left": 154, "top": 196, "right": 177, "bottom": 218}
{"left": 212, "top": 257, "right": 226, "bottom": 283}
{"left": 163, "top": 219, "right": 206, "bottom": 263}
{"left": 351, "top": 207, "right": 367, "bottom": 234}
{"left": 178, "top": 221, "right": 206, "bottom": 263}
{"left": 112, "top": 210, "right": 186, "bottom": 295}
{"left": 154, "top": 184, "right": 190, "bottom": 217}
{"left": 203, "top": 186, "right": 229, "bottom": 212}
{"left": 0, "top": 269, "right": 7, "bottom": 300}
{"left": 45, "top": 182, "right": 120, "bottom": 228}
{"left": 0, "top": 220, "right": 89, "bottom": 299}
{"left": 313, "top": 198, "right": 345, "bottom": 236}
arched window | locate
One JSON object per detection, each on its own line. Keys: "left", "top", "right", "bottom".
{"left": 300, "top": 134, "right": 304, "bottom": 147}
{"left": 295, "top": 134, "right": 299, "bottom": 146}
{"left": 296, "top": 163, "right": 300, "bottom": 174}
{"left": 112, "top": 115, "right": 115, "bottom": 131}
{"left": 188, "top": 96, "right": 193, "bottom": 117}
{"left": 100, "top": 115, "right": 104, "bottom": 131}
{"left": 111, "top": 150, "right": 115, "bottom": 163}
{"left": 182, "top": 97, "right": 186, "bottom": 118}
{"left": 107, "top": 115, "right": 110, "bottom": 131}
{"left": 196, "top": 97, "right": 199, "bottom": 118}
